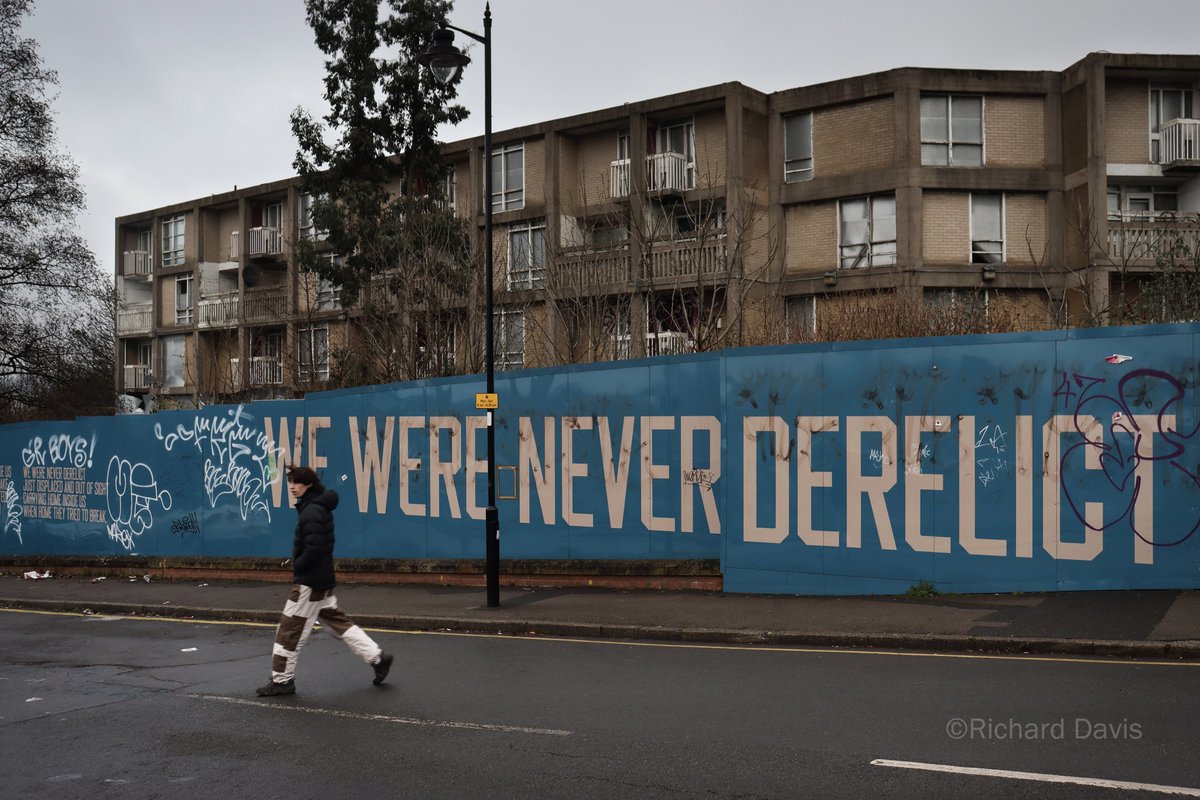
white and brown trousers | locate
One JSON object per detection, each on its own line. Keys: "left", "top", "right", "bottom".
{"left": 271, "top": 584, "right": 383, "bottom": 683}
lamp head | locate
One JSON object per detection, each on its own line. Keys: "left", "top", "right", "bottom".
{"left": 420, "top": 28, "right": 470, "bottom": 84}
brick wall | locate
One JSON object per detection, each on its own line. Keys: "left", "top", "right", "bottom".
{"left": 814, "top": 97, "right": 894, "bottom": 178}
{"left": 922, "top": 191, "right": 969, "bottom": 265}
{"left": 524, "top": 138, "right": 545, "bottom": 210}
{"left": 694, "top": 109, "right": 728, "bottom": 187}
{"left": 1005, "top": 193, "right": 1048, "bottom": 266}
{"left": 571, "top": 130, "right": 620, "bottom": 212}
{"left": 784, "top": 202, "right": 837, "bottom": 272}
{"left": 986, "top": 96, "right": 1046, "bottom": 167}
{"left": 1105, "top": 78, "right": 1149, "bottom": 164}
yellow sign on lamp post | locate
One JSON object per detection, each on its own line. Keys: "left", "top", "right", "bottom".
{"left": 475, "top": 393, "right": 499, "bottom": 410}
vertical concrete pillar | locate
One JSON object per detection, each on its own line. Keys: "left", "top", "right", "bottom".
{"left": 1085, "top": 58, "right": 1110, "bottom": 319}
{"left": 629, "top": 111, "right": 649, "bottom": 358}
{"left": 724, "top": 85, "right": 746, "bottom": 345}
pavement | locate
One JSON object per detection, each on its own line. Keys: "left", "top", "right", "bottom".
{"left": 2, "top": 572, "right": 1199, "bottom": 658}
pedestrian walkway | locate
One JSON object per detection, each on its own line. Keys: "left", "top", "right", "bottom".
{"left": 1, "top": 573, "right": 1197, "bottom": 658}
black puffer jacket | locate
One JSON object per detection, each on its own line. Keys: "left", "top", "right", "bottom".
{"left": 292, "top": 488, "right": 338, "bottom": 590}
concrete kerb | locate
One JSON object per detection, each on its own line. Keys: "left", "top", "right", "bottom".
{"left": 5, "top": 597, "right": 1199, "bottom": 660}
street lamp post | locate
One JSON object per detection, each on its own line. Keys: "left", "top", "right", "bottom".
{"left": 421, "top": 5, "right": 499, "bottom": 608}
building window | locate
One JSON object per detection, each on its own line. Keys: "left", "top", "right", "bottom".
{"left": 494, "top": 308, "right": 525, "bottom": 371}
{"left": 162, "top": 335, "right": 186, "bottom": 388}
{"left": 175, "top": 274, "right": 194, "bottom": 324}
{"left": 839, "top": 194, "right": 896, "bottom": 269}
{"left": 490, "top": 143, "right": 524, "bottom": 212}
{"left": 441, "top": 169, "right": 457, "bottom": 212}
{"left": 260, "top": 202, "right": 282, "bottom": 230}
{"left": 1150, "top": 84, "right": 1194, "bottom": 163}
{"left": 161, "top": 215, "right": 185, "bottom": 267}
{"left": 784, "top": 112, "right": 814, "bottom": 182}
{"left": 298, "top": 323, "right": 329, "bottom": 382}
{"left": 299, "top": 194, "right": 329, "bottom": 241}
{"left": 921, "top": 95, "right": 984, "bottom": 166}
{"left": 135, "top": 229, "right": 152, "bottom": 254}
{"left": 617, "top": 132, "right": 630, "bottom": 161}
{"left": 655, "top": 119, "right": 696, "bottom": 189}
{"left": 971, "top": 193, "right": 1004, "bottom": 264}
{"left": 785, "top": 296, "right": 816, "bottom": 338}
{"left": 507, "top": 220, "right": 546, "bottom": 290}
{"left": 1107, "top": 185, "right": 1179, "bottom": 219}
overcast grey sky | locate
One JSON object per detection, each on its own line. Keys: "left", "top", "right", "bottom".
{"left": 20, "top": 0, "right": 1200, "bottom": 274}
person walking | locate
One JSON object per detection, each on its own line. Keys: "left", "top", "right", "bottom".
{"left": 256, "top": 465, "right": 393, "bottom": 696}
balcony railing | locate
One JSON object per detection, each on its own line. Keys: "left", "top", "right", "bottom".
{"left": 610, "top": 152, "right": 692, "bottom": 198}
{"left": 646, "top": 238, "right": 727, "bottom": 282}
{"left": 614, "top": 331, "right": 696, "bottom": 360}
{"left": 123, "top": 364, "right": 152, "bottom": 391}
{"left": 559, "top": 247, "right": 632, "bottom": 289}
{"left": 122, "top": 251, "right": 152, "bottom": 276}
{"left": 116, "top": 303, "right": 153, "bottom": 334}
{"left": 198, "top": 293, "right": 239, "bottom": 327}
{"left": 230, "top": 230, "right": 239, "bottom": 261}
{"left": 1107, "top": 212, "right": 1200, "bottom": 262}
{"left": 1159, "top": 118, "right": 1200, "bottom": 167}
{"left": 243, "top": 288, "right": 287, "bottom": 322}
{"left": 248, "top": 227, "right": 282, "bottom": 257}
{"left": 230, "top": 356, "right": 283, "bottom": 390}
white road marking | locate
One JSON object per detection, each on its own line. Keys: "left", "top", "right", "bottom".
{"left": 193, "top": 694, "right": 572, "bottom": 737}
{"left": 872, "top": 759, "right": 1200, "bottom": 796}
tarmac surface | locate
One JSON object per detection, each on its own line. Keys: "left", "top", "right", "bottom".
{"left": 2, "top": 572, "right": 1198, "bottom": 658}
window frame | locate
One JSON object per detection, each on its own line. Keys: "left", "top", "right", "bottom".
{"left": 175, "top": 274, "right": 194, "bottom": 324}
{"left": 299, "top": 193, "right": 329, "bottom": 241}
{"left": 297, "top": 323, "right": 330, "bottom": 382}
{"left": 970, "top": 193, "right": 1005, "bottom": 265}
{"left": 161, "top": 215, "right": 186, "bottom": 267}
{"left": 507, "top": 219, "right": 547, "bottom": 291}
{"left": 784, "top": 111, "right": 814, "bottom": 183}
{"left": 490, "top": 142, "right": 525, "bottom": 212}
{"left": 655, "top": 118, "right": 696, "bottom": 189}
{"left": 493, "top": 308, "right": 525, "bottom": 371}
{"left": 837, "top": 194, "right": 897, "bottom": 270}
{"left": 162, "top": 335, "right": 186, "bottom": 388}
{"left": 920, "top": 94, "right": 985, "bottom": 167}
{"left": 1149, "top": 84, "right": 1195, "bottom": 163}
{"left": 785, "top": 295, "right": 817, "bottom": 339}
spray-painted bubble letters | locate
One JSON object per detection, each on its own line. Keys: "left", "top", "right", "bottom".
{"left": 106, "top": 456, "right": 172, "bottom": 551}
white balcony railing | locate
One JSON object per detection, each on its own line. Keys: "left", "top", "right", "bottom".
{"left": 198, "top": 293, "right": 239, "bottom": 327}
{"left": 122, "top": 251, "right": 152, "bottom": 276}
{"left": 614, "top": 331, "right": 696, "bottom": 360}
{"left": 248, "top": 227, "right": 282, "bottom": 257}
{"left": 230, "top": 356, "right": 283, "bottom": 390}
{"left": 123, "top": 364, "right": 152, "bottom": 391}
{"left": 609, "top": 153, "right": 692, "bottom": 198}
{"left": 647, "top": 238, "right": 727, "bottom": 282}
{"left": 646, "top": 152, "right": 690, "bottom": 192}
{"left": 116, "top": 303, "right": 153, "bottom": 334}
{"left": 230, "top": 230, "right": 239, "bottom": 261}
{"left": 610, "top": 159, "right": 631, "bottom": 198}
{"left": 1159, "top": 118, "right": 1200, "bottom": 167}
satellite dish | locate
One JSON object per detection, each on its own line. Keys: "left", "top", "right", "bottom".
{"left": 243, "top": 263, "right": 262, "bottom": 287}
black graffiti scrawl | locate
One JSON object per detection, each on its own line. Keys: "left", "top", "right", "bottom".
{"left": 1053, "top": 369, "right": 1200, "bottom": 551}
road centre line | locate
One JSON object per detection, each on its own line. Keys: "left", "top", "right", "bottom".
{"left": 871, "top": 759, "right": 1200, "bottom": 797}
{"left": 3, "top": 607, "right": 1198, "bottom": 668}
{"left": 193, "top": 694, "right": 572, "bottom": 737}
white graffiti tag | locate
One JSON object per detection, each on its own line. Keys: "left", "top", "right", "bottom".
{"left": 22, "top": 434, "right": 96, "bottom": 468}
{"left": 975, "top": 424, "right": 1012, "bottom": 488}
{"left": 106, "top": 456, "right": 172, "bottom": 551}
{"left": 3, "top": 482, "right": 22, "bottom": 545}
{"left": 154, "top": 405, "right": 275, "bottom": 521}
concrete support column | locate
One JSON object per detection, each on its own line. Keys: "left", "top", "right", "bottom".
{"left": 544, "top": 129, "right": 565, "bottom": 363}
{"left": 724, "top": 85, "right": 746, "bottom": 346}
{"left": 629, "top": 112, "right": 649, "bottom": 358}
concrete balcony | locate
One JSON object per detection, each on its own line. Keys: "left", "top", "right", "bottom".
{"left": 248, "top": 227, "right": 282, "bottom": 258}
{"left": 646, "top": 238, "right": 726, "bottom": 283}
{"left": 243, "top": 288, "right": 287, "bottom": 323}
{"left": 559, "top": 247, "right": 632, "bottom": 289}
{"left": 116, "top": 303, "right": 153, "bottom": 334}
{"left": 1107, "top": 213, "right": 1200, "bottom": 263}
{"left": 198, "top": 293, "right": 239, "bottom": 327}
{"left": 122, "top": 251, "right": 152, "bottom": 277}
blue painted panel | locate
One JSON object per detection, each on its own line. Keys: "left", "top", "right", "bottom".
{"left": 3, "top": 323, "right": 1199, "bottom": 596}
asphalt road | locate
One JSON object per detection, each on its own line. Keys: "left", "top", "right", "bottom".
{"left": 1, "top": 608, "right": 1198, "bottom": 799}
